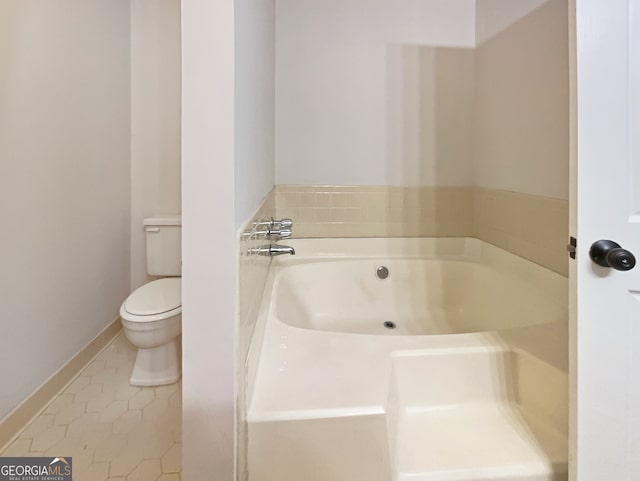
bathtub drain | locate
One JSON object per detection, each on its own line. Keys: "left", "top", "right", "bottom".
{"left": 383, "top": 321, "right": 396, "bottom": 329}
{"left": 377, "top": 266, "right": 389, "bottom": 279}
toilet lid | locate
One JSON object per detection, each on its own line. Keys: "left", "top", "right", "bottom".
{"left": 124, "top": 278, "right": 181, "bottom": 316}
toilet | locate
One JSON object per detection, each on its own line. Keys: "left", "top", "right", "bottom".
{"left": 120, "top": 215, "right": 182, "bottom": 386}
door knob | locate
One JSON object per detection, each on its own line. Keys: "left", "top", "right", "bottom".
{"left": 589, "top": 240, "right": 636, "bottom": 271}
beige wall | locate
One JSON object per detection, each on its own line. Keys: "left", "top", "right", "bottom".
{"left": 475, "top": 0, "right": 551, "bottom": 45}
{"left": 474, "top": 0, "right": 569, "bottom": 200}
{"left": 0, "top": 1, "right": 130, "bottom": 420}
{"left": 473, "top": 0, "right": 569, "bottom": 273}
{"left": 130, "top": 0, "right": 182, "bottom": 290}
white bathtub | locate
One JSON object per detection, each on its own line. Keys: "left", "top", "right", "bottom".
{"left": 247, "top": 238, "right": 568, "bottom": 481}
{"left": 276, "top": 256, "right": 565, "bottom": 336}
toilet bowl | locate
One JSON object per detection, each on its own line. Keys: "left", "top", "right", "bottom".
{"left": 120, "top": 277, "right": 182, "bottom": 386}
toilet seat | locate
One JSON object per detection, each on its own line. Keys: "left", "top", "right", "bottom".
{"left": 121, "top": 305, "right": 182, "bottom": 326}
{"left": 121, "top": 278, "right": 181, "bottom": 323}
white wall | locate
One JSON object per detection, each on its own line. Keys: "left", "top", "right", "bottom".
{"left": 182, "top": 1, "right": 276, "bottom": 477}
{"left": 130, "top": 0, "right": 182, "bottom": 289}
{"left": 235, "top": 0, "right": 276, "bottom": 229}
{"left": 473, "top": 0, "right": 569, "bottom": 199}
{"left": 386, "top": 45, "right": 476, "bottom": 186}
{"left": 182, "top": 0, "right": 237, "bottom": 479}
{"left": 275, "top": 0, "right": 476, "bottom": 186}
{"left": 0, "top": 1, "right": 130, "bottom": 420}
{"left": 274, "top": 0, "right": 568, "bottom": 198}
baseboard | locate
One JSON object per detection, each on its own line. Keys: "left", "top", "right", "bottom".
{"left": 0, "top": 317, "right": 123, "bottom": 451}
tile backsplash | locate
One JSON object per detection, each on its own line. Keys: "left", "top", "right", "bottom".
{"left": 275, "top": 185, "right": 568, "bottom": 275}
{"left": 238, "top": 191, "right": 275, "bottom": 364}
{"left": 474, "top": 188, "right": 569, "bottom": 276}
{"left": 276, "top": 185, "right": 474, "bottom": 238}
{"left": 237, "top": 190, "right": 276, "bottom": 481}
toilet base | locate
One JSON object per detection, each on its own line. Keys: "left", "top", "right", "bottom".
{"left": 130, "top": 336, "right": 182, "bottom": 386}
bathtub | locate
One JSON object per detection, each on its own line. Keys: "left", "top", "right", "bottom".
{"left": 276, "top": 253, "right": 565, "bottom": 336}
{"left": 247, "top": 238, "right": 568, "bottom": 481}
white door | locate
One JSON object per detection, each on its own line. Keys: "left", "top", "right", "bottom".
{"left": 574, "top": 0, "right": 640, "bottom": 480}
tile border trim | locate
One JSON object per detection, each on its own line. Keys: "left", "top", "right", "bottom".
{"left": 0, "top": 317, "right": 123, "bottom": 450}
{"left": 275, "top": 185, "right": 568, "bottom": 275}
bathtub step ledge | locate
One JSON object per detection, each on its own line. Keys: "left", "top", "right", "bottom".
{"left": 392, "top": 403, "right": 567, "bottom": 481}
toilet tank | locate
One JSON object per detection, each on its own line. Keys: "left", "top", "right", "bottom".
{"left": 144, "top": 215, "right": 181, "bottom": 276}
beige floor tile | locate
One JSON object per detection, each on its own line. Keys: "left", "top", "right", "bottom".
{"left": 73, "top": 420, "right": 112, "bottom": 447}
{"left": 93, "top": 433, "right": 128, "bottom": 462}
{"left": 91, "top": 367, "right": 118, "bottom": 386}
{"left": 168, "top": 390, "right": 181, "bottom": 410}
{"left": 155, "top": 383, "right": 179, "bottom": 399}
{"left": 116, "top": 357, "right": 135, "bottom": 374}
{"left": 75, "top": 461, "right": 110, "bottom": 481}
{"left": 44, "top": 393, "right": 74, "bottom": 414}
{"left": 128, "top": 459, "right": 161, "bottom": 481}
{"left": 65, "top": 412, "right": 100, "bottom": 439}
{"left": 115, "top": 365, "right": 134, "bottom": 381}
{"left": 112, "top": 410, "right": 142, "bottom": 435}
{"left": 1, "top": 333, "right": 181, "bottom": 479}
{"left": 105, "top": 352, "right": 132, "bottom": 369}
{"left": 65, "top": 376, "right": 91, "bottom": 393}
{"left": 20, "top": 414, "right": 54, "bottom": 438}
{"left": 114, "top": 384, "right": 141, "bottom": 401}
{"left": 157, "top": 475, "right": 180, "bottom": 481}
{"left": 98, "top": 342, "right": 118, "bottom": 357}
{"left": 86, "top": 390, "right": 117, "bottom": 413}
{"left": 45, "top": 437, "right": 94, "bottom": 471}
{"left": 54, "top": 400, "right": 87, "bottom": 425}
{"left": 163, "top": 407, "right": 181, "bottom": 443}
{"left": 161, "top": 443, "right": 181, "bottom": 473}
{"left": 115, "top": 338, "right": 136, "bottom": 356}
{"left": 142, "top": 427, "right": 174, "bottom": 459}
{"left": 109, "top": 443, "right": 143, "bottom": 477}
{"left": 30, "top": 425, "right": 67, "bottom": 452}
{"left": 128, "top": 389, "right": 155, "bottom": 410}
{"left": 98, "top": 400, "right": 128, "bottom": 424}
{"left": 1, "top": 438, "right": 32, "bottom": 456}
{"left": 74, "top": 383, "right": 104, "bottom": 403}
{"left": 81, "top": 357, "right": 107, "bottom": 376}
{"left": 143, "top": 398, "right": 169, "bottom": 423}
{"left": 126, "top": 418, "right": 156, "bottom": 448}
{"left": 172, "top": 421, "right": 182, "bottom": 443}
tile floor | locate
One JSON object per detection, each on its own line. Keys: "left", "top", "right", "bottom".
{"left": 0, "top": 332, "right": 182, "bottom": 481}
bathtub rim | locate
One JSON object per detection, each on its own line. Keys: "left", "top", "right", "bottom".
{"left": 270, "top": 236, "right": 568, "bottom": 309}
